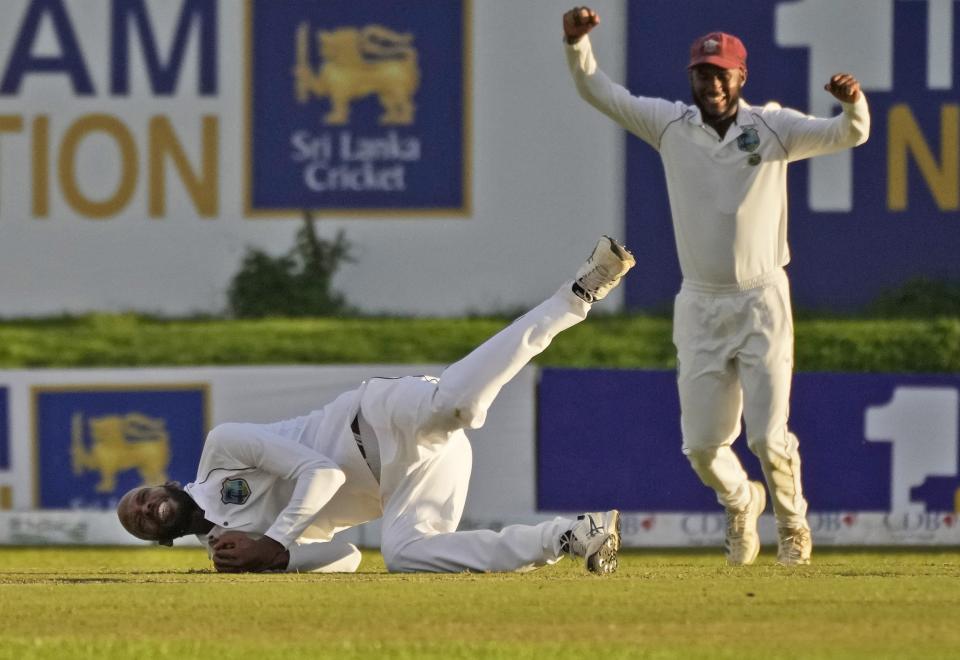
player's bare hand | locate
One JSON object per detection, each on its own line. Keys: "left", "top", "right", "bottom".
{"left": 824, "top": 73, "right": 861, "bottom": 103}
{"left": 563, "top": 6, "right": 599, "bottom": 44}
{"left": 211, "top": 532, "right": 286, "bottom": 573}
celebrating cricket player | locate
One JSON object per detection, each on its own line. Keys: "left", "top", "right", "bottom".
{"left": 562, "top": 7, "right": 870, "bottom": 565}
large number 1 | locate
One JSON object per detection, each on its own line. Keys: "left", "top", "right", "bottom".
{"left": 865, "top": 387, "right": 959, "bottom": 513}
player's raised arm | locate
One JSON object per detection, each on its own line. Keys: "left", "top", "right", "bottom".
{"left": 562, "top": 7, "right": 682, "bottom": 151}
{"left": 563, "top": 6, "right": 600, "bottom": 44}
{"left": 772, "top": 71, "right": 870, "bottom": 163}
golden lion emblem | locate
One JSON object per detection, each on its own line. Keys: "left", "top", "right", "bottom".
{"left": 294, "top": 23, "right": 420, "bottom": 126}
{"left": 71, "top": 412, "right": 170, "bottom": 493}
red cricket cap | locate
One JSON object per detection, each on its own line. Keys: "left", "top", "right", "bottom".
{"left": 688, "top": 32, "right": 747, "bottom": 72}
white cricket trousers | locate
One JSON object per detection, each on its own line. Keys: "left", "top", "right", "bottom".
{"left": 369, "top": 285, "right": 592, "bottom": 573}
{"left": 673, "top": 269, "right": 809, "bottom": 530}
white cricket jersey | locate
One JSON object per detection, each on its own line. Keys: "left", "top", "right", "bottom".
{"left": 184, "top": 385, "right": 382, "bottom": 551}
{"left": 566, "top": 36, "right": 870, "bottom": 289}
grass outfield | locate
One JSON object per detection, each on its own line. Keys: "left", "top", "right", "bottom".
{"left": 1, "top": 547, "right": 958, "bottom": 659}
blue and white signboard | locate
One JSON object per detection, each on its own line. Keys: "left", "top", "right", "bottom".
{"left": 625, "top": 0, "right": 960, "bottom": 311}
{"left": 34, "top": 384, "right": 208, "bottom": 509}
{"left": 538, "top": 370, "right": 960, "bottom": 544}
{"left": 246, "top": 0, "right": 470, "bottom": 215}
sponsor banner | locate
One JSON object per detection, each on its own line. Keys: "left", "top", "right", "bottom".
{"left": 246, "top": 0, "right": 470, "bottom": 215}
{"left": 618, "top": 511, "right": 960, "bottom": 547}
{"left": 460, "top": 510, "right": 960, "bottom": 548}
{"left": 3, "top": 509, "right": 956, "bottom": 547}
{"left": 537, "top": 370, "right": 960, "bottom": 515}
{"left": 625, "top": 0, "right": 960, "bottom": 311}
{"left": 0, "top": 510, "right": 168, "bottom": 545}
{"left": 4, "top": 364, "right": 960, "bottom": 547}
{"left": 33, "top": 384, "right": 209, "bottom": 508}
{"left": 445, "top": 511, "right": 960, "bottom": 547}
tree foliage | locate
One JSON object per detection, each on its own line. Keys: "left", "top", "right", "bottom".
{"left": 228, "top": 212, "right": 354, "bottom": 318}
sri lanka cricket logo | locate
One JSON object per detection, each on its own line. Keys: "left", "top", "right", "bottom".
{"left": 71, "top": 412, "right": 171, "bottom": 493}
{"left": 293, "top": 23, "right": 421, "bottom": 126}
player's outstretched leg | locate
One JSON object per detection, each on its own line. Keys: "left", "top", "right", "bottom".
{"left": 562, "top": 510, "right": 622, "bottom": 574}
{"left": 430, "top": 237, "right": 635, "bottom": 431}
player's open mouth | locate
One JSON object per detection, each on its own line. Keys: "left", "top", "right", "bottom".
{"left": 705, "top": 93, "right": 726, "bottom": 107}
{"left": 157, "top": 500, "right": 172, "bottom": 523}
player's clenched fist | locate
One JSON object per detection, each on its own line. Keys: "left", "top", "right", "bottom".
{"left": 563, "top": 6, "right": 599, "bottom": 44}
{"left": 824, "top": 73, "right": 862, "bottom": 103}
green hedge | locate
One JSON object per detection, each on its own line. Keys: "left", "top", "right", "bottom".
{"left": 0, "top": 313, "right": 956, "bottom": 372}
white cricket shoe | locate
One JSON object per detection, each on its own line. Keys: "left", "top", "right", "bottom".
{"left": 724, "top": 481, "right": 766, "bottom": 566}
{"left": 565, "top": 510, "right": 621, "bottom": 575}
{"left": 573, "top": 237, "right": 636, "bottom": 303}
{"left": 777, "top": 526, "right": 812, "bottom": 566}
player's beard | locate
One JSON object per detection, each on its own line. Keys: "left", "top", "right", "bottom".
{"left": 693, "top": 84, "right": 741, "bottom": 123}
{"left": 158, "top": 484, "right": 200, "bottom": 540}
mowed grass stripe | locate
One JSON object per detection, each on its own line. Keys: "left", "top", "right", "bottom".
{"left": 1, "top": 547, "right": 958, "bottom": 659}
